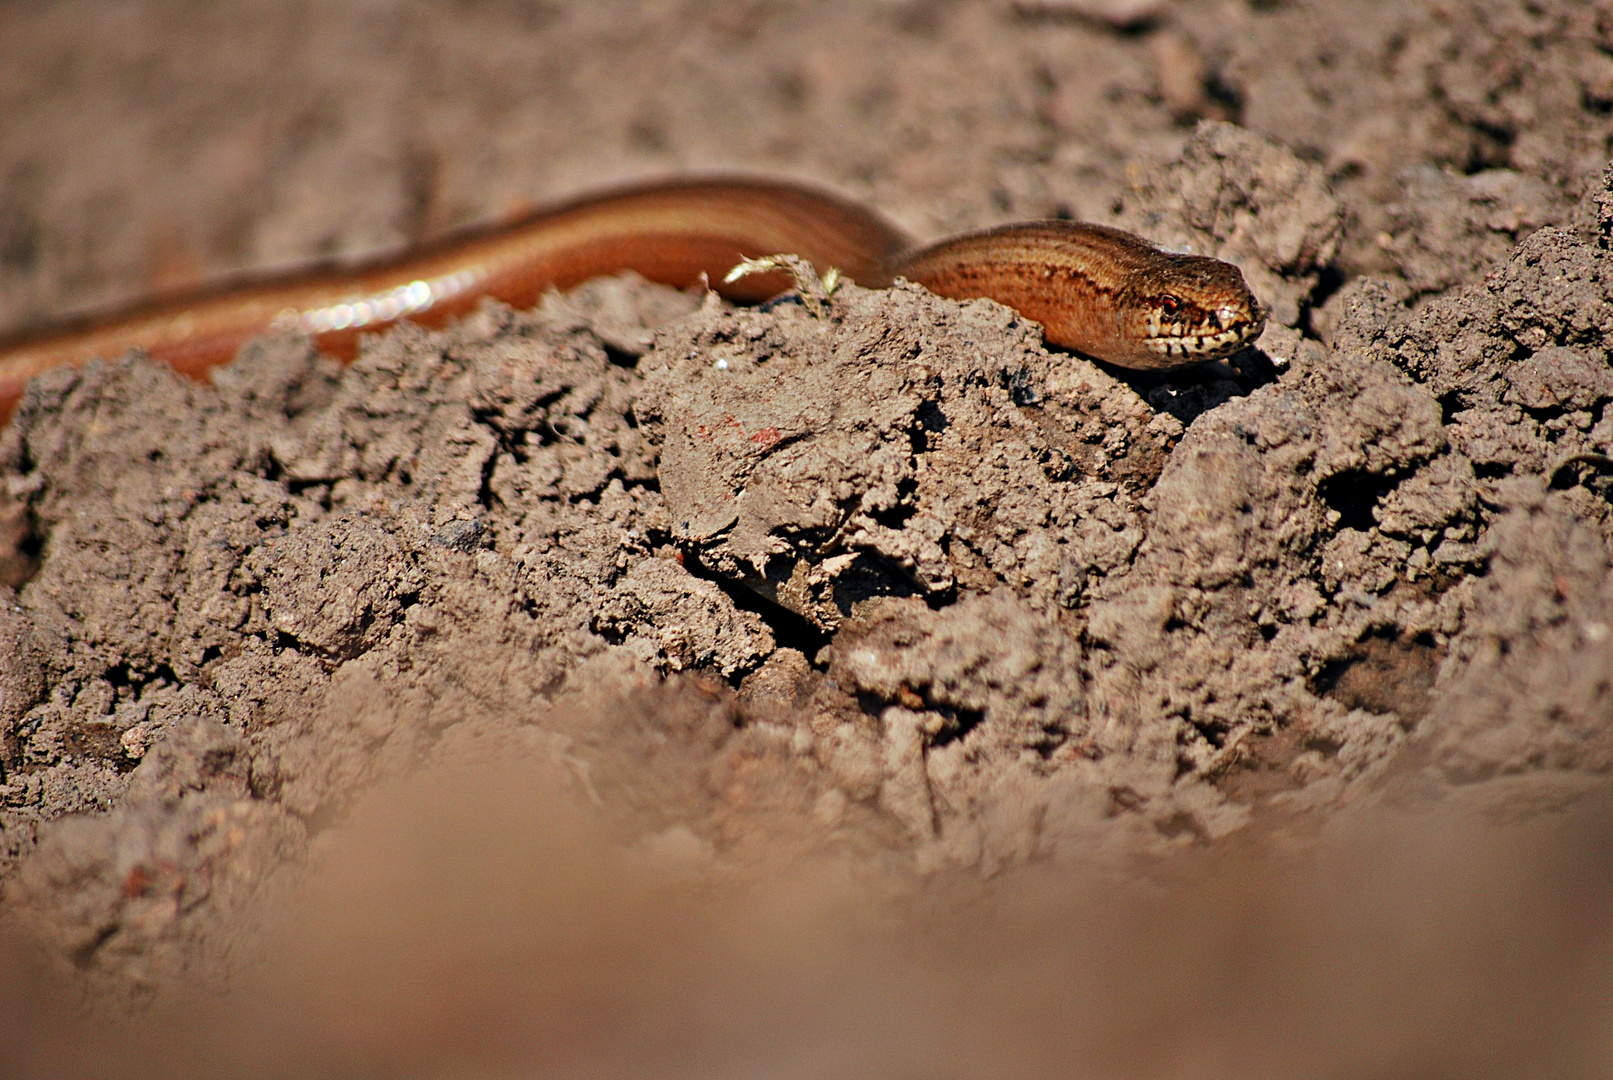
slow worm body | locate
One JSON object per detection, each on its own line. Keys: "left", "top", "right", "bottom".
{"left": 0, "top": 177, "right": 1264, "bottom": 424}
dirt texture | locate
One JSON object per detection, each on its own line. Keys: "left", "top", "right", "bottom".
{"left": 1, "top": 1, "right": 1612, "bottom": 1075}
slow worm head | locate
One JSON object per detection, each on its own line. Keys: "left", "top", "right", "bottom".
{"left": 894, "top": 221, "right": 1265, "bottom": 370}
{"left": 0, "top": 178, "right": 1266, "bottom": 423}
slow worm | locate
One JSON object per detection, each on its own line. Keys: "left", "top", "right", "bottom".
{"left": 0, "top": 177, "right": 1265, "bottom": 424}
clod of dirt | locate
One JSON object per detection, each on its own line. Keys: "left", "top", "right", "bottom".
{"left": 9, "top": 718, "right": 300, "bottom": 996}
{"left": 1346, "top": 166, "right": 1569, "bottom": 302}
{"left": 637, "top": 273, "right": 1170, "bottom": 632}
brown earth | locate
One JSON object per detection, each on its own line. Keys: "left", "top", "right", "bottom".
{"left": 1, "top": 2, "right": 1612, "bottom": 1076}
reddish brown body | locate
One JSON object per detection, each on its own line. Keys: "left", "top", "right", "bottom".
{"left": 0, "top": 177, "right": 1264, "bottom": 425}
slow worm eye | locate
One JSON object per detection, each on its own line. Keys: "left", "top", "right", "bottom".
{"left": 1159, "top": 294, "right": 1182, "bottom": 317}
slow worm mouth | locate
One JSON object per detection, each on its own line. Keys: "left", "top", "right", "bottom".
{"left": 1143, "top": 304, "right": 1265, "bottom": 361}
{"left": 1148, "top": 331, "right": 1253, "bottom": 361}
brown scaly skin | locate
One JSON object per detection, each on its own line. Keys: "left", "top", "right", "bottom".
{"left": 0, "top": 178, "right": 1265, "bottom": 424}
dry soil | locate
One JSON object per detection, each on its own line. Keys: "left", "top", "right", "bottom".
{"left": 1, "top": 3, "right": 1611, "bottom": 1077}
